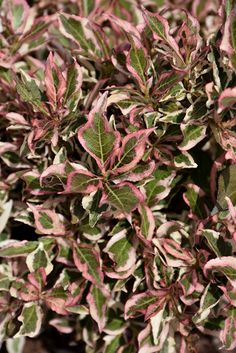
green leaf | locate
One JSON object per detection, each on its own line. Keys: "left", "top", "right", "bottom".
{"left": 6, "top": 337, "right": 25, "bottom": 353}
{"left": 65, "top": 170, "right": 101, "bottom": 194}
{"left": 179, "top": 124, "right": 206, "bottom": 150}
{"left": 16, "top": 72, "right": 49, "bottom": 115}
{"left": 12, "top": 4, "right": 24, "bottom": 30}
{"left": 125, "top": 292, "right": 158, "bottom": 318}
{"left": 144, "top": 167, "right": 175, "bottom": 207}
{"left": 59, "top": 14, "right": 96, "bottom": 54}
{"left": 127, "top": 45, "right": 147, "bottom": 85}
{"left": 64, "top": 60, "right": 82, "bottom": 111}
{"left": 184, "top": 184, "right": 206, "bottom": 218}
{"left": 139, "top": 204, "right": 155, "bottom": 241}
{"left": 0, "top": 241, "right": 38, "bottom": 257}
{"left": 220, "top": 307, "right": 236, "bottom": 350}
{"left": 217, "top": 165, "right": 236, "bottom": 208}
{"left": 192, "top": 284, "right": 221, "bottom": 324}
{"left": 104, "top": 229, "right": 136, "bottom": 272}
{"left": 202, "top": 229, "right": 232, "bottom": 257}
{"left": 78, "top": 109, "right": 119, "bottom": 171}
{"left": 14, "top": 303, "right": 43, "bottom": 338}
{"left": 26, "top": 242, "right": 53, "bottom": 275}
{"left": 104, "top": 335, "right": 123, "bottom": 353}
{"left": 73, "top": 243, "right": 104, "bottom": 285}
{"left": 174, "top": 151, "right": 197, "bottom": 169}
{"left": 87, "top": 285, "right": 109, "bottom": 332}
{"left": 105, "top": 183, "right": 142, "bottom": 214}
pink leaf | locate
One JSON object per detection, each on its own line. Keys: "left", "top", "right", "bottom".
{"left": 27, "top": 203, "right": 66, "bottom": 236}
{"left": 112, "top": 129, "right": 153, "bottom": 174}
{"left": 204, "top": 257, "right": 236, "bottom": 288}
{"left": 44, "top": 52, "right": 66, "bottom": 110}
{"left": 64, "top": 170, "right": 102, "bottom": 194}
{"left": 218, "top": 87, "right": 236, "bottom": 113}
{"left": 87, "top": 285, "right": 109, "bottom": 332}
{"left": 73, "top": 243, "right": 104, "bottom": 285}
{"left": 138, "top": 204, "right": 155, "bottom": 241}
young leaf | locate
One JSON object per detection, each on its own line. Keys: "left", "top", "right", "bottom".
{"left": 44, "top": 52, "right": 66, "bottom": 110}
{"left": 73, "top": 243, "right": 104, "bottom": 285}
{"left": 14, "top": 302, "right": 43, "bottom": 338}
{"left": 87, "top": 285, "right": 109, "bottom": 332}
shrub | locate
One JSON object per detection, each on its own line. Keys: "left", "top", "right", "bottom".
{"left": 0, "top": 0, "right": 236, "bottom": 352}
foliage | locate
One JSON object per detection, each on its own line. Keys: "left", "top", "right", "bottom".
{"left": 0, "top": 0, "right": 236, "bottom": 352}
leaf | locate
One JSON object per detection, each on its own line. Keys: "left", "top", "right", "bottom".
{"left": 183, "top": 184, "right": 207, "bottom": 218}
{"left": 104, "top": 182, "right": 143, "bottom": 214}
{"left": 204, "top": 257, "right": 236, "bottom": 288}
{"left": 73, "top": 243, "right": 104, "bottom": 285}
{"left": 59, "top": 14, "right": 97, "bottom": 57}
{"left": 64, "top": 170, "right": 102, "bottom": 194}
{"left": 113, "top": 162, "right": 155, "bottom": 183}
{"left": 16, "top": 71, "right": 49, "bottom": 116}
{"left": 78, "top": 93, "right": 120, "bottom": 172}
{"left": 6, "top": 337, "right": 25, "bottom": 353}
{"left": 218, "top": 87, "right": 236, "bottom": 113}
{"left": 0, "top": 241, "right": 38, "bottom": 257}
{"left": 112, "top": 129, "right": 153, "bottom": 174}
{"left": 124, "top": 292, "right": 158, "bottom": 319}
{"left": 153, "top": 238, "right": 195, "bottom": 267}
{"left": 220, "top": 307, "right": 236, "bottom": 350}
{"left": 44, "top": 52, "right": 66, "bottom": 110}
{"left": 11, "top": 0, "right": 29, "bottom": 33}
{"left": 104, "top": 229, "right": 136, "bottom": 272}
{"left": 142, "top": 8, "right": 184, "bottom": 66}
{"left": 0, "top": 199, "right": 13, "bottom": 233}
{"left": 179, "top": 124, "right": 207, "bottom": 150}
{"left": 192, "top": 284, "right": 221, "bottom": 324}
{"left": 64, "top": 59, "right": 82, "bottom": 111}
{"left": 104, "top": 335, "right": 123, "bottom": 353}
{"left": 43, "top": 287, "right": 68, "bottom": 315}
{"left": 174, "top": 151, "right": 197, "bottom": 169}
{"left": 144, "top": 166, "right": 176, "bottom": 207}
{"left": 126, "top": 42, "right": 148, "bottom": 89}
{"left": 28, "top": 203, "right": 66, "bottom": 236}
{"left": 138, "top": 204, "right": 155, "bottom": 241}
{"left": 87, "top": 285, "right": 109, "bottom": 332}
{"left": 217, "top": 164, "right": 236, "bottom": 208}
{"left": 26, "top": 242, "right": 53, "bottom": 275}
{"left": 14, "top": 302, "right": 43, "bottom": 338}
{"left": 202, "top": 229, "right": 232, "bottom": 257}
{"left": 154, "top": 70, "right": 185, "bottom": 95}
